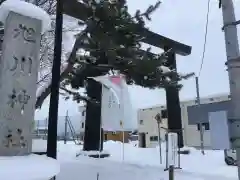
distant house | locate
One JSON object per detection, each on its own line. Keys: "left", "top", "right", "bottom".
{"left": 78, "top": 106, "right": 132, "bottom": 142}
{"left": 104, "top": 131, "right": 130, "bottom": 143}
{"left": 137, "top": 94, "right": 230, "bottom": 149}
{"left": 138, "top": 106, "right": 168, "bottom": 148}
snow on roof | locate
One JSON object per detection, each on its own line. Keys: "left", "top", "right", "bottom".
{"left": 0, "top": 0, "right": 51, "bottom": 33}
{"left": 139, "top": 93, "right": 230, "bottom": 110}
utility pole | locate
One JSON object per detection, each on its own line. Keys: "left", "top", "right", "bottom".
{"left": 64, "top": 111, "right": 68, "bottom": 144}
{"left": 195, "top": 77, "right": 205, "bottom": 155}
{"left": 47, "top": 0, "right": 63, "bottom": 161}
{"left": 155, "top": 113, "right": 162, "bottom": 164}
{"left": 220, "top": 0, "right": 240, "bottom": 179}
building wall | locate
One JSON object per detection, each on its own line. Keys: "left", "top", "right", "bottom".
{"left": 138, "top": 105, "right": 168, "bottom": 148}
{"left": 181, "top": 94, "right": 230, "bottom": 148}
{"left": 138, "top": 94, "right": 230, "bottom": 148}
{"left": 104, "top": 131, "right": 130, "bottom": 143}
{"left": 181, "top": 101, "right": 211, "bottom": 148}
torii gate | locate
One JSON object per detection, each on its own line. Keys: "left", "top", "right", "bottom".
{"left": 35, "top": 0, "right": 191, "bottom": 154}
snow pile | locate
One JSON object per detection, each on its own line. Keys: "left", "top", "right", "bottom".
{"left": 103, "top": 141, "right": 237, "bottom": 179}
{"left": 0, "top": 154, "right": 60, "bottom": 180}
{"left": 76, "top": 150, "right": 110, "bottom": 157}
{"left": 0, "top": 0, "right": 51, "bottom": 33}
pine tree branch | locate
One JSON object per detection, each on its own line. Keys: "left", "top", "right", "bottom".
{"left": 60, "top": 86, "right": 100, "bottom": 105}
{"left": 134, "top": 1, "right": 161, "bottom": 21}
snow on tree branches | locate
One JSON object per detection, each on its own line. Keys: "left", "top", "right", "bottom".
{"left": 62, "top": 0, "right": 193, "bottom": 99}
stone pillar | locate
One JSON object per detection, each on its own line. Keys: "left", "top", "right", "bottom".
{"left": 0, "top": 12, "right": 41, "bottom": 156}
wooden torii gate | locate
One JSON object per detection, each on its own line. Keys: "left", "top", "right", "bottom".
{"left": 35, "top": 0, "right": 192, "bottom": 149}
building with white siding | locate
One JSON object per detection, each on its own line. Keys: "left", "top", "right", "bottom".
{"left": 137, "top": 93, "right": 230, "bottom": 148}
{"left": 138, "top": 105, "right": 168, "bottom": 148}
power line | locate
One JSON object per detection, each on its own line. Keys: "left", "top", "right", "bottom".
{"left": 198, "top": 0, "right": 211, "bottom": 77}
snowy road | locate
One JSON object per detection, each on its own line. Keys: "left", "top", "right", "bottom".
{"left": 32, "top": 140, "right": 238, "bottom": 180}
{"left": 56, "top": 156, "right": 237, "bottom": 180}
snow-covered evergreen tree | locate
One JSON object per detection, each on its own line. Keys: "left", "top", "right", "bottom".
{"left": 62, "top": 0, "right": 193, "bottom": 99}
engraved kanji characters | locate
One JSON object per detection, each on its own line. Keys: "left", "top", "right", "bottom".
{"left": 18, "top": 90, "right": 31, "bottom": 111}
{"left": 5, "top": 130, "right": 13, "bottom": 148}
{"left": 10, "top": 56, "right": 33, "bottom": 74}
{"left": 8, "top": 89, "right": 30, "bottom": 111}
{"left": 4, "top": 128, "right": 26, "bottom": 148}
{"left": 18, "top": 90, "right": 30, "bottom": 110}
{"left": 13, "top": 24, "right": 36, "bottom": 43}
{"left": 8, "top": 89, "right": 17, "bottom": 108}
{"left": 16, "top": 128, "right": 26, "bottom": 148}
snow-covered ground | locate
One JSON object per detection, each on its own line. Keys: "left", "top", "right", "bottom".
{"left": 0, "top": 154, "right": 60, "bottom": 180}
{"left": 32, "top": 139, "right": 238, "bottom": 180}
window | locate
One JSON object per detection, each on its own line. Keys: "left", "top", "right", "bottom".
{"left": 81, "top": 122, "right": 84, "bottom": 128}
{"left": 161, "top": 109, "right": 168, "bottom": 119}
{"left": 150, "top": 136, "right": 158, "bottom": 141}
{"left": 197, "top": 123, "right": 210, "bottom": 131}
{"left": 112, "top": 132, "right": 117, "bottom": 135}
{"left": 139, "top": 120, "right": 144, "bottom": 125}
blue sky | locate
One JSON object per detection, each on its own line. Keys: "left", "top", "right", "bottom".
{"left": 35, "top": 0, "right": 240, "bottom": 120}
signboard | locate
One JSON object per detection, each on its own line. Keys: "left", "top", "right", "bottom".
{"left": 0, "top": 12, "right": 41, "bottom": 156}
{"left": 166, "top": 132, "right": 178, "bottom": 166}
{"left": 94, "top": 75, "right": 134, "bottom": 131}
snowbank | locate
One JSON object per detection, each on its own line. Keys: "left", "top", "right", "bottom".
{"left": 0, "top": 0, "right": 51, "bottom": 33}
{"left": 0, "top": 154, "right": 60, "bottom": 180}
{"left": 76, "top": 150, "right": 110, "bottom": 158}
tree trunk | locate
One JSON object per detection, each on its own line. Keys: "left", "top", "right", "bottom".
{"left": 83, "top": 78, "right": 103, "bottom": 151}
